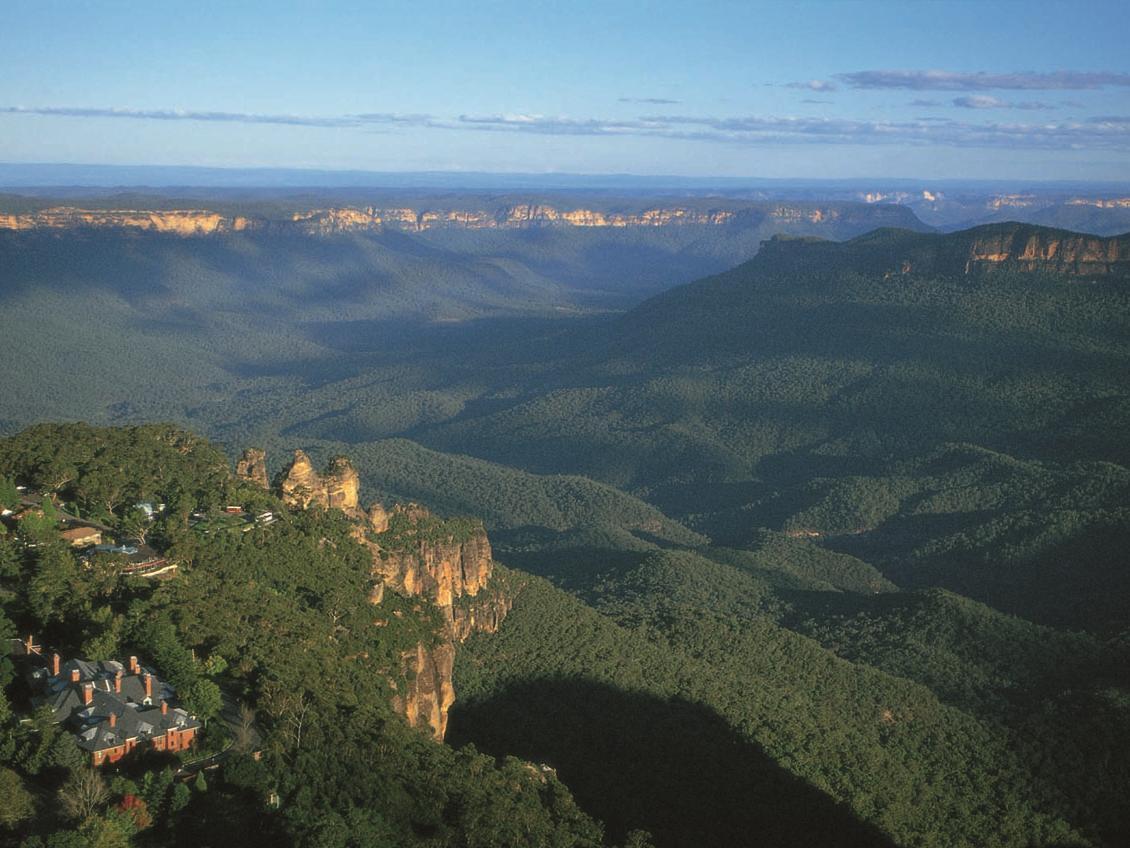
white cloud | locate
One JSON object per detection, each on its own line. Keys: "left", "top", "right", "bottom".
{"left": 837, "top": 69, "right": 1130, "bottom": 90}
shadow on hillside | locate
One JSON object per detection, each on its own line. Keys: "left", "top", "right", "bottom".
{"left": 491, "top": 532, "right": 653, "bottom": 594}
{"left": 447, "top": 677, "right": 898, "bottom": 848}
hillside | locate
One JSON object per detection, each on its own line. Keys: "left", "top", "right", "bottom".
{"left": 0, "top": 196, "right": 930, "bottom": 432}
{"left": 3, "top": 219, "right": 1126, "bottom": 632}
{"left": 2, "top": 215, "right": 1130, "bottom": 846}
{"left": 453, "top": 563, "right": 1130, "bottom": 847}
{"left": 403, "top": 223, "right": 1130, "bottom": 630}
{"left": 0, "top": 423, "right": 635, "bottom": 847}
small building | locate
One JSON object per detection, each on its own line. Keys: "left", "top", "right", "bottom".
{"left": 29, "top": 652, "right": 201, "bottom": 767}
{"left": 60, "top": 526, "right": 103, "bottom": 548}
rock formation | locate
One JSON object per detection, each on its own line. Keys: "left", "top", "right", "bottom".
{"left": 762, "top": 223, "right": 1130, "bottom": 281}
{"left": 235, "top": 448, "right": 269, "bottom": 490}
{"left": 276, "top": 450, "right": 360, "bottom": 514}
{"left": 248, "top": 446, "right": 512, "bottom": 741}
{"left": 367, "top": 503, "right": 391, "bottom": 534}
{"left": 0, "top": 201, "right": 899, "bottom": 236}
{"left": 369, "top": 504, "right": 493, "bottom": 607}
{"left": 0, "top": 208, "right": 252, "bottom": 234}
{"left": 391, "top": 642, "right": 456, "bottom": 740}
{"left": 960, "top": 227, "right": 1130, "bottom": 276}
{"left": 364, "top": 503, "right": 512, "bottom": 740}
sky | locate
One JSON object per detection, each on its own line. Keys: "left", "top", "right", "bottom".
{"left": 2, "top": 0, "right": 1129, "bottom": 181}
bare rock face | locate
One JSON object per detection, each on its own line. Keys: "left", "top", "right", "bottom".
{"left": 261, "top": 447, "right": 511, "bottom": 743}
{"left": 363, "top": 502, "right": 512, "bottom": 741}
{"left": 391, "top": 642, "right": 456, "bottom": 741}
{"left": 278, "top": 450, "right": 319, "bottom": 508}
{"left": 277, "top": 450, "right": 361, "bottom": 515}
{"left": 368, "top": 503, "right": 390, "bottom": 534}
{"left": 235, "top": 448, "right": 269, "bottom": 490}
{"left": 963, "top": 229, "right": 1130, "bottom": 276}
{"left": 449, "top": 588, "right": 514, "bottom": 643}
{"left": 369, "top": 504, "right": 493, "bottom": 608}
{"left": 324, "top": 457, "right": 361, "bottom": 512}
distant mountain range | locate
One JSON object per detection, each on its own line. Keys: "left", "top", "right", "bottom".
{"left": 3, "top": 164, "right": 1129, "bottom": 234}
{"left": 0, "top": 196, "right": 926, "bottom": 236}
{"left": 2, "top": 214, "right": 1129, "bottom": 845}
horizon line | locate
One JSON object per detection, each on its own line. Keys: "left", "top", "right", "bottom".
{"left": 2, "top": 161, "right": 1130, "bottom": 190}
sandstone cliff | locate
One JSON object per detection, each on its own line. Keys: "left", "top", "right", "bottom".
{"left": 276, "top": 450, "right": 361, "bottom": 514}
{"left": 248, "top": 447, "right": 511, "bottom": 741}
{"left": 0, "top": 201, "right": 890, "bottom": 236}
{"left": 390, "top": 641, "right": 456, "bottom": 741}
{"left": 368, "top": 504, "right": 492, "bottom": 607}
{"left": 235, "top": 448, "right": 269, "bottom": 490}
{"left": 364, "top": 504, "right": 512, "bottom": 739}
{"left": 0, "top": 208, "right": 252, "bottom": 235}
{"left": 959, "top": 226, "right": 1130, "bottom": 276}
{"left": 760, "top": 223, "right": 1130, "bottom": 281}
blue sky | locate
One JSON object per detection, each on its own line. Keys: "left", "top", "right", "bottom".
{"left": 2, "top": 0, "right": 1129, "bottom": 180}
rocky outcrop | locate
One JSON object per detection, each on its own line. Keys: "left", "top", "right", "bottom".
{"left": 449, "top": 588, "right": 513, "bottom": 643}
{"left": 363, "top": 503, "right": 512, "bottom": 639}
{"left": 367, "top": 503, "right": 391, "bottom": 533}
{"left": 391, "top": 641, "right": 456, "bottom": 741}
{"left": 369, "top": 504, "right": 493, "bottom": 608}
{"left": 276, "top": 450, "right": 360, "bottom": 514}
{"left": 249, "top": 446, "right": 511, "bottom": 741}
{"left": 235, "top": 448, "right": 269, "bottom": 490}
{"left": 364, "top": 503, "right": 511, "bottom": 740}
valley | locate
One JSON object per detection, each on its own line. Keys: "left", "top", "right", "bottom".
{"left": 1, "top": 197, "right": 1128, "bottom": 847}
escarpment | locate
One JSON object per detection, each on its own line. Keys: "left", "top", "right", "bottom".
{"left": 0, "top": 199, "right": 920, "bottom": 236}
{"left": 959, "top": 226, "right": 1130, "bottom": 275}
{"left": 368, "top": 504, "right": 492, "bottom": 607}
{"left": 760, "top": 223, "right": 1130, "bottom": 281}
{"left": 0, "top": 208, "right": 252, "bottom": 234}
{"left": 256, "top": 449, "right": 510, "bottom": 741}
{"left": 363, "top": 505, "right": 511, "bottom": 740}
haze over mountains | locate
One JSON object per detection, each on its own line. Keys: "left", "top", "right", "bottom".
{"left": 1, "top": 177, "right": 1129, "bottom": 847}
{"left": 4, "top": 164, "right": 1130, "bottom": 233}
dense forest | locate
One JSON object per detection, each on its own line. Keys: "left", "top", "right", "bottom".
{"left": 0, "top": 424, "right": 626, "bottom": 847}
{"left": 0, "top": 219, "right": 1128, "bottom": 846}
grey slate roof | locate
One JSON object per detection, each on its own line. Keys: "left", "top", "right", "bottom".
{"left": 31, "top": 655, "right": 200, "bottom": 753}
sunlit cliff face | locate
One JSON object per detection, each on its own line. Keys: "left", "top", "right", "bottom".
{"left": 964, "top": 230, "right": 1129, "bottom": 274}
{"left": 0, "top": 203, "right": 854, "bottom": 235}
{"left": 1066, "top": 197, "right": 1130, "bottom": 209}
{"left": 0, "top": 207, "right": 254, "bottom": 234}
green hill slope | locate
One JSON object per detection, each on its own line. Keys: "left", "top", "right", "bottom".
{"left": 454, "top": 560, "right": 1129, "bottom": 847}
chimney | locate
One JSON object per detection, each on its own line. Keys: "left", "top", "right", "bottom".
{"left": 82, "top": 683, "right": 93, "bottom": 706}
{"left": 161, "top": 700, "right": 168, "bottom": 715}
{"left": 129, "top": 656, "right": 139, "bottom": 674}
{"left": 109, "top": 712, "right": 116, "bottom": 728}
{"left": 114, "top": 670, "right": 123, "bottom": 694}
{"left": 52, "top": 653, "right": 61, "bottom": 676}
{"left": 71, "top": 668, "right": 81, "bottom": 683}
{"left": 144, "top": 673, "right": 153, "bottom": 699}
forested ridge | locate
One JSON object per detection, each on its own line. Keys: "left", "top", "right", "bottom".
{"left": 0, "top": 220, "right": 1128, "bottom": 846}
{"left": 0, "top": 424, "right": 625, "bottom": 847}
